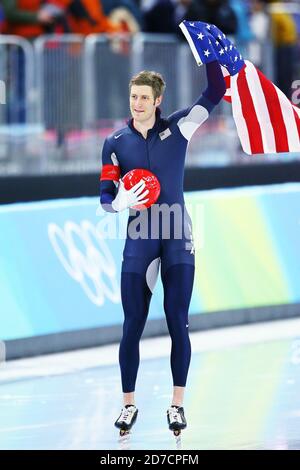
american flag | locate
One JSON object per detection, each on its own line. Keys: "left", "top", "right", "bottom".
{"left": 179, "top": 20, "right": 244, "bottom": 75}
{"left": 180, "top": 20, "right": 300, "bottom": 155}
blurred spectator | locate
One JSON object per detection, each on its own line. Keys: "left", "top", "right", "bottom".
{"left": 249, "top": 0, "right": 270, "bottom": 41}
{"left": 143, "top": 0, "right": 177, "bottom": 33}
{"left": 267, "top": 0, "right": 298, "bottom": 99}
{"left": 142, "top": 0, "right": 204, "bottom": 34}
{"left": 195, "top": 0, "right": 238, "bottom": 34}
{"left": 2, "top": 1, "right": 68, "bottom": 38}
{"left": 2, "top": 1, "right": 128, "bottom": 37}
{"left": 101, "top": 0, "right": 144, "bottom": 31}
{"left": 248, "top": 0, "right": 270, "bottom": 67}
{"left": 229, "top": 0, "right": 253, "bottom": 42}
{"left": 64, "top": 0, "right": 122, "bottom": 34}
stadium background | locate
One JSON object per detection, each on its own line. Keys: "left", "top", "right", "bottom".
{"left": 0, "top": 0, "right": 300, "bottom": 360}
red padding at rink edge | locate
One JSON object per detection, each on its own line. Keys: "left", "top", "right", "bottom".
{"left": 100, "top": 164, "right": 120, "bottom": 182}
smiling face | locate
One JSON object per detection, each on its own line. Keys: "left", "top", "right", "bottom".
{"left": 130, "top": 85, "right": 162, "bottom": 123}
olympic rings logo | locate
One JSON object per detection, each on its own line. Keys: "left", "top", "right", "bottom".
{"left": 48, "top": 220, "right": 120, "bottom": 306}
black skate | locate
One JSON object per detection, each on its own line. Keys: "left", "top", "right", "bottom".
{"left": 167, "top": 406, "right": 187, "bottom": 437}
{"left": 115, "top": 405, "right": 138, "bottom": 436}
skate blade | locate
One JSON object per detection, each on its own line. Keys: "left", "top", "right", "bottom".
{"left": 118, "top": 430, "right": 131, "bottom": 450}
{"left": 175, "top": 435, "right": 182, "bottom": 449}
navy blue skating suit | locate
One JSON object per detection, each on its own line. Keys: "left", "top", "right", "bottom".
{"left": 100, "top": 61, "right": 225, "bottom": 393}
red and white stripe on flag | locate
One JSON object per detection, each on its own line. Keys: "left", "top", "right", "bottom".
{"left": 223, "top": 60, "right": 300, "bottom": 155}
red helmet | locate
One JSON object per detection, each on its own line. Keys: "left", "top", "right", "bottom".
{"left": 122, "top": 168, "right": 161, "bottom": 210}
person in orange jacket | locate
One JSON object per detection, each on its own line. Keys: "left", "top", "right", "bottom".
{"left": 61, "top": 0, "right": 123, "bottom": 34}
{"left": 2, "top": 0, "right": 123, "bottom": 38}
{"left": 2, "top": 0, "right": 68, "bottom": 38}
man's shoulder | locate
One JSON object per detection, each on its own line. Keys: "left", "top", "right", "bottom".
{"left": 164, "top": 108, "right": 188, "bottom": 128}
{"left": 166, "top": 97, "right": 213, "bottom": 126}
